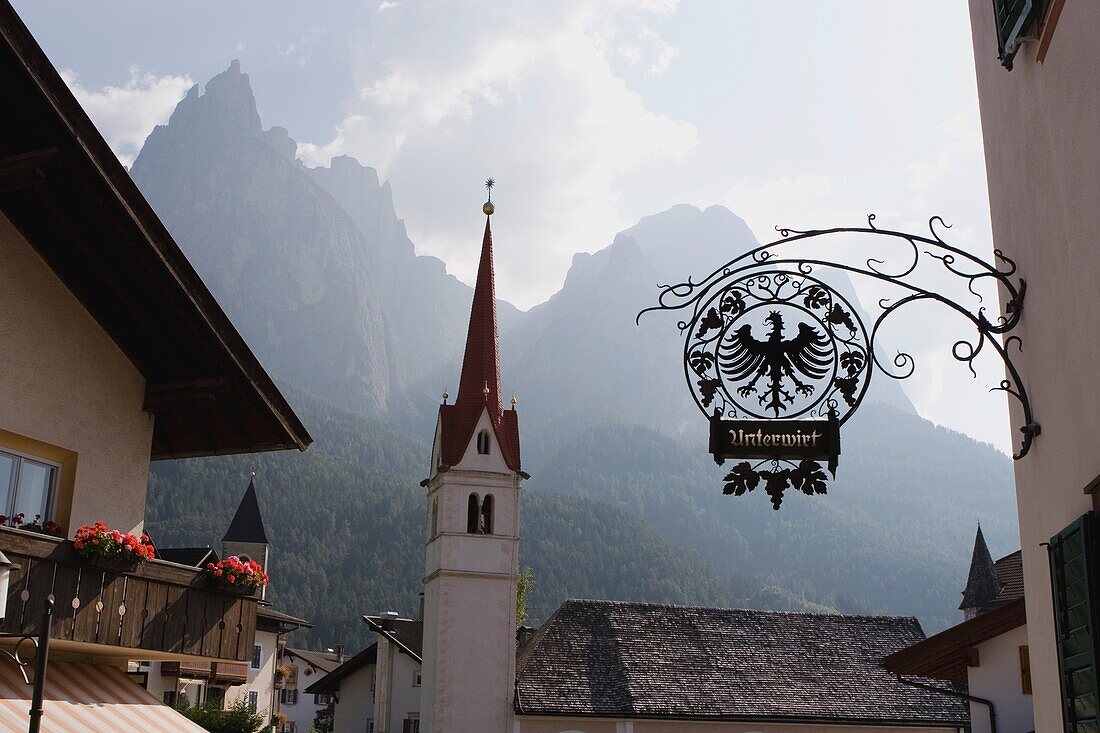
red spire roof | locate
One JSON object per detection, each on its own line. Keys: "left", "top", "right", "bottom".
{"left": 455, "top": 218, "right": 503, "bottom": 413}
{"left": 436, "top": 212, "right": 521, "bottom": 471}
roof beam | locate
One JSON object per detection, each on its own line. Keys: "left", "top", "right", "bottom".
{"left": 144, "top": 377, "right": 232, "bottom": 413}
{"left": 0, "top": 147, "right": 58, "bottom": 193}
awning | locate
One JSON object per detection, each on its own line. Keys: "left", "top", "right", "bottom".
{"left": 0, "top": 660, "right": 207, "bottom": 732}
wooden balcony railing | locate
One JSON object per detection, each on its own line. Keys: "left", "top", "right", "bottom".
{"left": 0, "top": 527, "right": 257, "bottom": 661}
{"left": 161, "top": 661, "right": 250, "bottom": 685}
{"left": 210, "top": 662, "right": 249, "bottom": 684}
{"left": 161, "top": 660, "right": 213, "bottom": 677}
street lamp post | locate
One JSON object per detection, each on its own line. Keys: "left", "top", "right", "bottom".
{"left": 0, "top": 550, "right": 54, "bottom": 733}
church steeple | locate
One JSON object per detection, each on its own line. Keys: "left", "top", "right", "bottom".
{"left": 421, "top": 184, "right": 524, "bottom": 733}
{"left": 222, "top": 471, "right": 272, "bottom": 600}
{"left": 434, "top": 181, "right": 520, "bottom": 472}
{"left": 454, "top": 214, "right": 503, "bottom": 414}
{"left": 960, "top": 524, "right": 1001, "bottom": 619}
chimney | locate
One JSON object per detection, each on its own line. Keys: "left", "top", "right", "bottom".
{"left": 381, "top": 610, "right": 399, "bottom": 632}
{"left": 418, "top": 592, "right": 425, "bottom": 620}
{"left": 335, "top": 644, "right": 345, "bottom": 664}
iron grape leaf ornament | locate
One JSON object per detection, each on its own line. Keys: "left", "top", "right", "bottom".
{"left": 722, "top": 462, "right": 760, "bottom": 497}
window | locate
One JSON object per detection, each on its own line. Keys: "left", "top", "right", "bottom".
{"left": 412, "top": 669, "right": 422, "bottom": 687}
{"left": 1020, "top": 645, "right": 1032, "bottom": 695}
{"left": 251, "top": 644, "right": 262, "bottom": 669}
{"left": 163, "top": 690, "right": 178, "bottom": 707}
{"left": 206, "top": 687, "right": 225, "bottom": 708}
{"left": 476, "top": 430, "right": 491, "bottom": 455}
{"left": 402, "top": 715, "right": 420, "bottom": 733}
{"left": 467, "top": 494, "right": 479, "bottom": 534}
{"left": 430, "top": 498, "right": 438, "bottom": 538}
{"left": 0, "top": 448, "right": 58, "bottom": 523}
{"left": 247, "top": 691, "right": 258, "bottom": 713}
{"left": 992, "top": 0, "right": 1042, "bottom": 69}
{"left": 313, "top": 693, "right": 332, "bottom": 706}
{"left": 1049, "top": 511, "right": 1099, "bottom": 729}
{"left": 479, "top": 495, "right": 493, "bottom": 535}
{"left": 280, "top": 688, "right": 298, "bottom": 705}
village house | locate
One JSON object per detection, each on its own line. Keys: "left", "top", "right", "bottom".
{"left": 0, "top": 0, "right": 311, "bottom": 728}
{"left": 279, "top": 646, "right": 344, "bottom": 733}
{"left": 887, "top": 526, "right": 1032, "bottom": 733}
{"left": 305, "top": 615, "right": 423, "bottom": 733}
{"left": 966, "top": 0, "right": 1100, "bottom": 729}
{"left": 144, "top": 477, "right": 313, "bottom": 725}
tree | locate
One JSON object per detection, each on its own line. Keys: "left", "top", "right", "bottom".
{"left": 516, "top": 567, "right": 536, "bottom": 626}
{"left": 175, "top": 698, "right": 266, "bottom": 733}
{"left": 311, "top": 699, "right": 335, "bottom": 733}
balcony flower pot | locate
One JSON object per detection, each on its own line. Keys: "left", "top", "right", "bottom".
{"left": 204, "top": 556, "right": 268, "bottom": 596}
{"left": 73, "top": 522, "right": 155, "bottom": 568}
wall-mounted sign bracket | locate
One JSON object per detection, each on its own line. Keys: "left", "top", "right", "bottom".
{"left": 637, "top": 215, "right": 1037, "bottom": 509}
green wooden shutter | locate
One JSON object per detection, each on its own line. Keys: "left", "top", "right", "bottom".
{"left": 1050, "top": 512, "right": 1100, "bottom": 732}
{"left": 991, "top": 0, "right": 1042, "bottom": 70}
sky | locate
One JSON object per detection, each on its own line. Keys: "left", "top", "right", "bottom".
{"left": 12, "top": 0, "right": 1015, "bottom": 452}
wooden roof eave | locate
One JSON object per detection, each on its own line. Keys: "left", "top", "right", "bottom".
{"left": 883, "top": 598, "right": 1027, "bottom": 682}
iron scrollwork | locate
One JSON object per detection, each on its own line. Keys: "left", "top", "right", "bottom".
{"left": 638, "top": 215, "right": 1037, "bottom": 509}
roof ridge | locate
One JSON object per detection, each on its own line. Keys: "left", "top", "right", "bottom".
{"left": 562, "top": 598, "right": 918, "bottom": 621}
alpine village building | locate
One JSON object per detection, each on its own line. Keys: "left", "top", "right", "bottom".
{"left": 887, "top": 526, "right": 1032, "bottom": 733}
{"left": 303, "top": 201, "right": 970, "bottom": 732}
{"left": 0, "top": 1, "right": 312, "bottom": 729}
{"left": 966, "top": 0, "right": 1100, "bottom": 731}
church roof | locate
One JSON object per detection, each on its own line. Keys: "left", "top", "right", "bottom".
{"left": 436, "top": 214, "right": 520, "bottom": 471}
{"left": 222, "top": 477, "right": 268, "bottom": 544}
{"left": 514, "top": 599, "right": 967, "bottom": 725}
{"left": 959, "top": 525, "right": 1002, "bottom": 612}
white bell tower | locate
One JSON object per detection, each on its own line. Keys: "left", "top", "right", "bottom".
{"left": 420, "top": 185, "right": 523, "bottom": 733}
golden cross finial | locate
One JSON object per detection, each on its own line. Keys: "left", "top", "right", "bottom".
{"left": 483, "top": 178, "right": 496, "bottom": 215}
{"left": 249, "top": 466, "right": 256, "bottom": 479}
{"left": 483, "top": 381, "right": 490, "bottom": 397}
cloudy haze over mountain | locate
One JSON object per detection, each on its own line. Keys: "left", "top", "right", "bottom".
{"left": 14, "top": 0, "right": 1012, "bottom": 449}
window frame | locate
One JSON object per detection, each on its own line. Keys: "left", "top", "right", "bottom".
{"left": 247, "top": 690, "right": 258, "bottom": 713}
{"left": 0, "top": 446, "right": 60, "bottom": 523}
{"left": 251, "top": 644, "right": 262, "bottom": 669}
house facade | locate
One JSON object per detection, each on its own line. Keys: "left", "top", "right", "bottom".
{"left": 280, "top": 647, "right": 343, "bottom": 733}
{"left": 0, "top": 0, "right": 311, "bottom": 727}
{"left": 966, "top": 1, "right": 1100, "bottom": 730}
{"left": 886, "top": 527, "right": 1033, "bottom": 733}
{"left": 145, "top": 479, "right": 313, "bottom": 727}
{"left": 304, "top": 616, "right": 424, "bottom": 733}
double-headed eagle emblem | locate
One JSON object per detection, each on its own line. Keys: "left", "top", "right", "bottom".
{"left": 719, "top": 311, "right": 833, "bottom": 416}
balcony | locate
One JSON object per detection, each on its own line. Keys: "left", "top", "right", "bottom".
{"left": 161, "top": 661, "right": 250, "bottom": 685}
{"left": 0, "top": 527, "right": 258, "bottom": 662}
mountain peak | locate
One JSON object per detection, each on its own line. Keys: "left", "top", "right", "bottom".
{"left": 166, "top": 59, "right": 262, "bottom": 134}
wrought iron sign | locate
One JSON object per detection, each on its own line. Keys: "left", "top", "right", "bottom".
{"left": 638, "top": 215, "right": 1037, "bottom": 509}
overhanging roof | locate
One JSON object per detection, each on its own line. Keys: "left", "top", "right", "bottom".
{"left": 0, "top": 1, "right": 312, "bottom": 459}
{"left": 884, "top": 598, "right": 1027, "bottom": 683}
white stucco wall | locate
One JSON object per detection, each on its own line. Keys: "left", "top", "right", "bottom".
{"left": 0, "top": 212, "right": 154, "bottom": 535}
{"left": 966, "top": 3, "right": 1100, "bottom": 731}
{"left": 333, "top": 662, "right": 376, "bottom": 733}
{"left": 967, "top": 625, "right": 1034, "bottom": 733}
{"left": 372, "top": 639, "right": 420, "bottom": 733}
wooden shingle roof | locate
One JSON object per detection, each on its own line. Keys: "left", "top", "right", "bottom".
{"left": 515, "top": 599, "right": 968, "bottom": 726}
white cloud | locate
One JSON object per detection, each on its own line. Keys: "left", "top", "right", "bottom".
{"left": 378, "top": 1, "right": 398, "bottom": 10}
{"left": 278, "top": 28, "right": 324, "bottom": 68}
{"left": 297, "top": 1, "right": 693, "bottom": 308}
{"left": 60, "top": 67, "right": 192, "bottom": 167}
